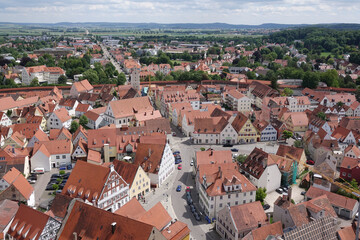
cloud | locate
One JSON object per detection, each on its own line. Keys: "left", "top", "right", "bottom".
{"left": 0, "top": 0, "right": 359, "bottom": 24}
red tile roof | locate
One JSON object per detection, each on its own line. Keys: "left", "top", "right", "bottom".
{"left": 57, "top": 200, "right": 156, "bottom": 240}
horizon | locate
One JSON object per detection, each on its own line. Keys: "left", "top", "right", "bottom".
{"left": 0, "top": 0, "right": 359, "bottom": 24}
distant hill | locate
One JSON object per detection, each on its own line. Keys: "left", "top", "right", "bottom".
{"left": 0, "top": 22, "right": 360, "bottom": 30}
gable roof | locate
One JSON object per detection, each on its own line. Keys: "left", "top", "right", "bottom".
{"left": 243, "top": 221, "right": 283, "bottom": 240}
{"left": 229, "top": 201, "right": 267, "bottom": 233}
{"left": 2, "top": 167, "right": 34, "bottom": 199}
{"left": 306, "top": 186, "right": 358, "bottom": 211}
{"left": 114, "top": 197, "right": 147, "bottom": 219}
{"left": 57, "top": 200, "right": 156, "bottom": 240}
{"left": 112, "top": 159, "right": 139, "bottom": 188}
{"left": 72, "top": 79, "right": 93, "bottom": 92}
{"left": 194, "top": 117, "right": 228, "bottom": 134}
{"left": 276, "top": 145, "right": 304, "bottom": 163}
{"left": 33, "top": 139, "right": 72, "bottom": 155}
{"left": 8, "top": 204, "right": 51, "bottom": 240}
{"left": 109, "top": 96, "right": 153, "bottom": 119}
{"left": 52, "top": 108, "right": 71, "bottom": 122}
{"left": 61, "top": 161, "right": 110, "bottom": 202}
{"left": 133, "top": 143, "right": 166, "bottom": 174}
{"left": 231, "top": 112, "right": 250, "bottom": 132}
{"left": 240, "top": 148, "right": 276, "bottom": 179}
{"left": 0, "top": 200, "right": 19, "bottom": 233}
{"left": 46, "top": 194, "right": 73, "bottom": 221}
{"left": 138, "top": 202, "right": 172, "bottom": 231}
{"left": 196, "top": 149, "right": 233, "bottom": 167}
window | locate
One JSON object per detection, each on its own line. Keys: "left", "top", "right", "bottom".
{"left": 220, "top": 196, "right": 223, "bottom": 200}
{"left": 219, "top": 203, "right": 223, "bottom": 208}
{"left": 56, "top": 156, "right": 60, "bottom": 159}
{"left": 250, "top": 191, "right": 253, "bottom": 195}
{"left": 342, "top": 172, "right": 346, "bottom": 176}
{"left": 62, "top": 155, "right": 66, "bottom": 159}
{"left": 228, "top": 195, "right": 231, "bottom": 199}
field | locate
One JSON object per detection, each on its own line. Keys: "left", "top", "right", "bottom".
{"left": 320, "top": 52, "right": 334, "bottom": 58}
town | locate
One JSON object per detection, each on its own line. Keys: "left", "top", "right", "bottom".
{"left": 0, "top": 24, "right": 360, "bottom": 240}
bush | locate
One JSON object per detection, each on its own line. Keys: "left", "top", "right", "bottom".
{"left": 200, "top": 147, "right": 206, "bottom": 151}
{"left": 56, "top": 178, "right": 62, "bottom": 184}
{"left": 52, "top": 184, "right": 59, "bottom": 191}
{"left": 59, "top": 170, "right": 65, "bottom": 175}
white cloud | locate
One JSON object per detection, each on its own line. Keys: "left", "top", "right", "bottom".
{"left": 0, "top": 0, "right": 359, "bottom": 24}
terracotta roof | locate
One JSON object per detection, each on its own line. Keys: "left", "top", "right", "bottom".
{"left": 11, "top": 123, "right": 40, "bottom": 139}
{"left": 46, "top": 194, "right": 73, "bottom": 221}
{"left": 331, "top": 126, "right": 351, "bottom": 142}
{"left": 8, "top": 204, "right": 52, "bottom": 240}
{"left": 344, "top": 144, "right": 360, "bottom": 158}
{"left": 114, "top": 197, "right": 146, "bottom": 219}
{"left": 33, "top": 139, "right": 72, "bottom": 155}
{"left": 112, "top": 160, "right": 139, "bottom": 188}
{"left": 2, "top": 167, "right": 22, "bottom": 184}
{"left": 229, "top": 201, "right": 267, "bottom": 233}
{"left": 284, "top": 112, "right": 309, "bottom": 127}
{"left": 269, "top": 154, "right": 294, "bottom": 173}
{"left": 337, "top": 225, "right": 355, "bottom": 240}
{"left": 227, "top": 89, "right": 246, "bottom": 99}
{"left": 59, "top": 98, "right": 77, "bottom": 108}
{"left": 339, "top": 117, "right": 360, "bottom": 131}
{"left": 58, "top": 200, "right": 156, "bottom": 240}
{"left": 109, "top": 96, "right": 153, "bottom": 119}
{"left": 49, "top": 127, "right": 72, "bottom": 140}
{"left": 133, "top": 143, "right": 166, "bottom": 174}
{"left": 84, "top": 109, "right": 101, "bottom": 121}
{"left": 0, "top": 200, "right": 19, "bottom": 233}
{"left": 61, "top": 161, "right": 110, "bottom": 202}
{"left": 87, "top": 149, "right": 102, "bottom": 164}
{"left": 306, "top": 186, "right": 358, "bottom": 211}
{"left": 340, "top": 157, "right": 359, "bottom": 169}
{"left": 276, "top": 145, "right": 304, "bottom": 163}
{"left": 231, "top": 112, "right": 250, "bottom": 132}
{"left": 138, "top": 202, "right": 172, "bottom": 231}
{"left": 194, "top": 117, "right": 228, "bottom": 134}
{"left": 240, "top": 148, "right": 276, "bottom": 179}
{"left": 196, "top": 149, "right": 233, "bottom": 167}
{"left": 244, "top": 221, "right": 283, "bottom": 240}
{"left": 75, "top": 103, "right": 91, "bottom": 113}
{"left": 161, "top": 221, "right": 190, "bottom": 240}
{"left": 198, "top": 162, "right": 256, "bottom": 197}
{"left": 72, "top": 79, "right": 93, "bottom": 92}
{"left": 52, "top": 108, "right": 71, "bottom": 122}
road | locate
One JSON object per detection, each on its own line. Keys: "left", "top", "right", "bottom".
{"left": 99, "top": 43, "right": 126, "bottom": 81}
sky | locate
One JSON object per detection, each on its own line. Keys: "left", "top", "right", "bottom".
{"left": 0, "top": 0, "right": 359, "bottom": 25}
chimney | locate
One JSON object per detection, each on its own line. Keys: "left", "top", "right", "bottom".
{"left": 109, "top": 164, "right": 115, "bottom": 172}
{"left": 111, "top": 222, "right": 116, "bottom": 234}
{"left": 282, "top": 193, "right": 288, "bottom": 201}
{"left": 210, "top": 150, "right": 213, "bottom": 156}
{"left": 73, "top": 232, "right": 77, "bottom": 240}
{"left": 104, "top": 143, "right": 110, "bottom": 163}
{"left": 218, "top": 166, "right": 222, "bottom": 179}
{"left": 258, "top": 221, "right": 262, "bottom": 228}
{"left": 287, "top": 187, "right": 292, "bottom": 201}
{"left": 148, "top": 148, "right": 151, "bottom": 158}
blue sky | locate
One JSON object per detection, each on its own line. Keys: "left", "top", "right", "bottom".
{"left": 0, "top": 0, "right": 359, "bottom": 24}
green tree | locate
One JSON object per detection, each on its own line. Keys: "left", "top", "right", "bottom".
{"left": 79, "top": 115, "right": 88, "bottom": 127}
{"left": 58, "top": 75, "right": 67, "bottom": 85}
{"left": 281, "top": 88, "right": 293, "bottom": 96}
{"left": 236, "top": 155, "right": 247, "bottom": 164}
{"left": 70, "top": 121, "right": 79, "bottom": 133}
{"left": 256, "top": 187, "right": 267, "bottom": 203}
{"left": 117, "top": 73, "right": 127, "bottom": 86}
{"left": 282, "top": 130, "right": 293, "bottom": 143}
{"left": 316, "top": 112, "right": 326, "bottom": 121}
{"left": 350, "top": 178, "right": 359, "bottom": 189}
{"left": 30, "top": 77, "right": 39, "bottom": 86}
{"left": 246, "top": 71, "right": 257, "bottom": 79}
{"left": 82, "top": 69, "right": 99, "bottom": 84}
{"left": 293, "top": 140, "right": 303, "bottom": 148}
{"left": 302, "top": 71, "right": 319, "bottom": 89}
{"left": 6, "top": 109, "right": 12, "bottom": 118}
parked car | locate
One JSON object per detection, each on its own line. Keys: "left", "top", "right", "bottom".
{"left": 276, "top": 188, "right": 283, "bottom": 194}
{"left": 301, "top": 191, "right": 307, "bottom": 196}
{"left": 223, "top": 144, "right": 233, "bottom": 147}
{"left": 32, "top": 168, "right": 45, "bottom": 174}
{"left": 190, "top": 160, "right": 194, "bottom": 166}
{"left": 176, "top": 185, "right": 182, "bottom": 192}
{"left": 193, "top": 212, "right": 201, "bottom": 221}
{"left": 172, "top": 132, "right": 176, "bottom": 136}
{"left": 27, "top": 179, "right": 36, "bottom": 184}
{"left": 175, "top": 159, "right": 182, "bottom": 164}
{"left": 51, "top": 174, "right": 61, "bottom": 178}
{"left": 263, "top": 204, "right": 270, "bottom": 210}
{"left": 231, "top": 148, "right": 238, "bottom": 152}
{"left": 173, "top": 151, "right": 180, "bottom": 155}
{"left": 29, "top": 174, "right": 37, "bottom": 180}
{"left": 186, "top": 186, "right": 191, "bottom": 192}
{"left": 46, "top": 184, "right": 55, "bottom": 191}
{"left": 66, "top": 163, "right": 72, "bottom": 170}
{"left": 306, "top": 159, "right": 315, "bottom": 165}
{"left": 190, "top": 204, "right": 196, "bottom": 213}
{"left": 59, "top": 164, "right": 67, "bottom": 170}
{"left": 177, "top": 164, "right": 182, "bottom": 170}
{"left": 282, "top": 187, "right": 288, "bottom": 193}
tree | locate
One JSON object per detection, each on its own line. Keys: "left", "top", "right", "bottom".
{"left": 30, "top": 77, "right": 39, "bottom": 87}
{"left": 58, "top": 75, "right": 67, "bottom": 85}
{"left": 282, "top": 130, "right": 293, "bottom": 143}
{"left": 256, "top": 187, "right": 267, "bottom": 203}
{"left": 6, "top": 109, "right": 12, "bottom": 118}
{"left": 70, "top": 121, "right": 79, "bottom": 133}
{"left": 82, "top": 69, "right": 99, "bottom": 84}
{"left": 302, "top": 71, "right": 319, "bottom": 89}
{"left": 316, "top": 112, "right": 326, "bottom": 121}
{"left": 117, "top": 73, "right": 126, "bottom": 86}
{"left": 236, "top": 155, "right": 247, "bottom": 164}
{"left": 281, "top": 88, "right": 293, "bottom": 96}
{"left": 293, "top": 140, "right": 303, "bottom": 148}
{"left": 336, "top": 101, "right": 344, "bottom": 107}
{"left": 79, "top": 115, "right": 88, "bottom": 128}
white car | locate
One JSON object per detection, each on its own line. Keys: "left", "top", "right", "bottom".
{"left": 190, "top": 160, "right": 194, "bottom": 166}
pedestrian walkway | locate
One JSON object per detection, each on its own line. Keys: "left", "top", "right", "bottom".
{"left": 141, "top": 170, "right": 177, "bottom": 219}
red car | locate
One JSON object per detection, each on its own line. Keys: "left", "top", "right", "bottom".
{"left": 306, "top": 159, "right": 315, "bottom": 165}
{"left": 186, "top": 186, "right": 191, "bottom": 192}
{"left": 177, "top": 164, "right": 182, "bottom": 170}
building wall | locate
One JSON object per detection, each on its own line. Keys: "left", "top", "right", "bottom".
{"left": 237, "top": 120, "right": 259, "bottom": 144}
{"left": 158, "top": 144, "right": 175, "bottom": 187}
{"left": 129, "top": 166, "right": 151, "bottom": 199}
{"left": 260, "top": 125, "right": 277, "bottom": 142}
{"left": 216, "top": 207, "right": 239, "bottom": 240}
{"left": 220, "top": 123, "right": 237, "bottom": 145}
{"left": 31, "top": 151, "right": 51, "bottom": 172}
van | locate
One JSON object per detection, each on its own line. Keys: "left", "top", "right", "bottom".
{"left": 33, "top": 168, "right": 45, "bottom": 174}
